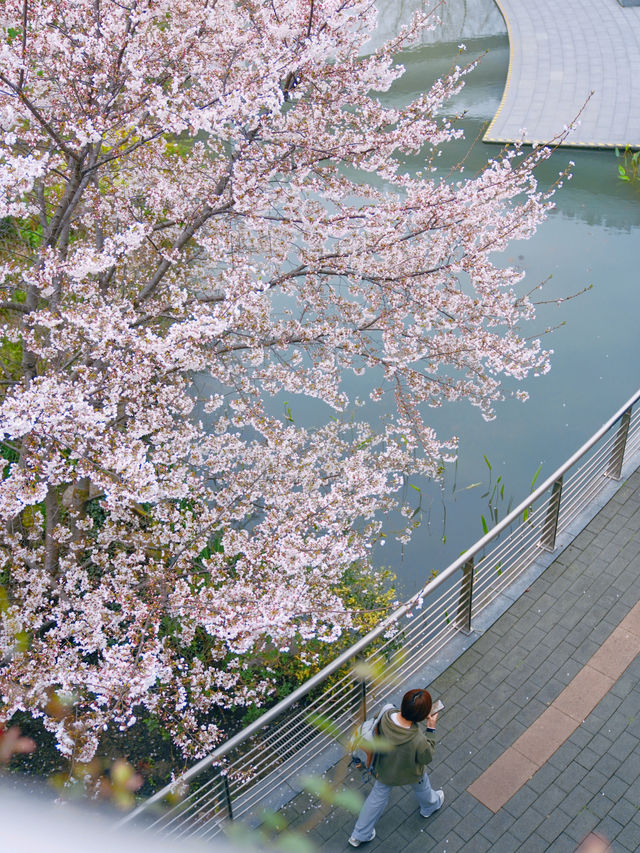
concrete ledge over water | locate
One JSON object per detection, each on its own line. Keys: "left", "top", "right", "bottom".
{"left": 486, "top": 0, "right": 640, "bottom": 148}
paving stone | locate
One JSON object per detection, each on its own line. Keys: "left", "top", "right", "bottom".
{"left": 534, "top": 676, "right": 565, "bottom": 703}
{"left": 548, "top": 833, "right": 585, "bottom": 853}
{"left": 584, "top": 732, "right": 615, "bottom": 758}
{"left": 454, "top": 834, "right": 492, "bottom": 853}
{"left": 396, "top": 816, "right": 424, "bottom": 843}
{"left": 481, "top": 833, "right": 524, "bottom": 853}
{"left": 587, "top": 792, "right": 615, "bottom": 819}
{"left": 459, "top": 683, "right": 491, "bottom": 712}
{"left": 609, "top": 732, "right": 639, "bottom": 762}
{"left": 527, "top": 761, "right": 562, "bottom": 794}
{"left": 434, "top": 830, "right": 467, "bottom": 852}
{"left": 570, "top": 638, "right": 601, "bottom": 665}
{"left": 467, "top": 720, "right": 501, "bottom": 749}
{"left": 479, "top": 809, "right": 516, "bottom": 843}
{"left": 535, "top": 784, "right": 569, "bottom": 817}
{"left": 510, "top": 807, "right": 546, "bottom": 841}
{"left": 441, "top": 721, "right": 477, "bottom": 753}
{"left": 537, "top": 807, "right": 573, "bottom": 843}
{"left": 552, "top": 764, "right": 587, "bottom": 795}
{"left": 401, "top": 830, "right": 441, "bottom": 853}
{"left": 483, "top": 699, "right": 520, "bottom": 729}
{"left": 545, "top": 739, "right": 581, "bottom": 770}
{"left": 448, "top": 761, "right": 488, "bottom": 794}
{"left": 502, "top": 784, "right": 538, "bottom": 819}
{"left": 589, "top": 691, "right": 623, "bottom": 721}
{"left": 616, "top": 753, "right": 640, "bottom": 785}
{"left": 504, "top": 662, "right": 537, "bottom": 690}
{"left": 608, "top": 797, "right": 639, "bottom": 828}
{"left": 624, "top": 785, "right": 640, "bottom": 809}
{"left": 559, "top": 785, "right": 593, "bottom": 817}
{"left": 563, "top": 807, "right": 601, "bottom": 843}
{"left": 425, "top": 807, "right": 465, "bottom": 842}
{"left": 569, "top": 726, "right": 593, "bottom": 749}
{"left": 454, "top": 803, "right": 492, "bottom": 840}
{"left": 594, "top": 814, "right": 624, "bottom": 842}
{"left": 582, "top": 766, "right": 608, "bottom": 794}
{"left": 375, "top": 802, "right": 414, "bottom": 839}
{"left": 452, "top": 649, "right": 484, "bottom": 675}
{"left": 494, "top": 718, "right": 528, "bottom": 748}
{"left": 616, "top": 817, "right": 640, "bottom": 853}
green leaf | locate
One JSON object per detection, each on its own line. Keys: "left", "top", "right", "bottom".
{"left": 276, "top": 833, "right": 317, "bottom": 853}
{"left": 14, "top": 631, "right": 30, "bottom": 652}
{"left": 483, "top": 455, "right": 491, "bottom": 471}
{"left": 305, "top": 712, "right": 343, "bottom": 741}
{"left": 358, "top": 734, "right": 393, "bottom": 753}
{"left": 332, "top": 788, "right": 364, "bottom": 813}
{"left": 481, "top": 515, "right": 489, "bottom": 535}
{"left": 260, "top": 810, "right": 288, "bottom": 832}
{"left": 530, "top": 464, "right": 542, "bottom": 491}
{"left": 300, "top": 775, "right": 333, "bottom": 800}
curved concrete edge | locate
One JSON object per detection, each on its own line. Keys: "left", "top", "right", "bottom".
{"left": 483, "top": 0, "right": 514, "bottom": 146}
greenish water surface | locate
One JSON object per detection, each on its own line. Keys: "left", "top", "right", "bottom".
{"left": 367, "top": 3, "right": 640, "bottom": 595}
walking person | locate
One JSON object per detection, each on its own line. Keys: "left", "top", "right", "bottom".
{"left": 348, "top": 688, "right": 443, "bottom": 847}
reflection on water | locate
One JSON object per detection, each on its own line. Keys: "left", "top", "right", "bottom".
{"left": 369, "top": 0, "right": 505, "bottom": 51}
{"left": 391, "top": 40, "right": 640, "bottom": 232}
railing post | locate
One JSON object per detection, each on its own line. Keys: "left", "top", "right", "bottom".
{"left": 456, "top": 557, "right": 474, "bottom": 634}
{"left": 607, "top": 407, "right": 632, "bottom": 481}
{"left": 218, "top": 767, "right": 233, "bottom": 821}
{"left": 541, "top": 476, "right": 563, "bottom": 551}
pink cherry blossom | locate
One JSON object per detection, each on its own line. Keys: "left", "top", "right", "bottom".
{"left": 0, "top": 0, "right": 558, "bottom": 760}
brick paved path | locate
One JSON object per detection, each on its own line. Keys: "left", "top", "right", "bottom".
{"left": 485, "top": 0, "right": 640, "bottom": 148}
{"left": 281, "top": 468, "right": 640, "bottom": 852}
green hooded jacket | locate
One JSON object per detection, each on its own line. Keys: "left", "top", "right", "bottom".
{"left": 376, "top": 709, "right": 436, "bottom": 786}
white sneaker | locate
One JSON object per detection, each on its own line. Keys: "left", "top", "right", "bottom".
{"left": 348, "top": 829, "right": 376, "bottom": 847}
{"left": 421, "top": 789, "right": 444, "bottom": 817}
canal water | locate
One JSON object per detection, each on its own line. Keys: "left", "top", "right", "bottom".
{"left": 362, "top": 1, "right": 640, "bottom": 595}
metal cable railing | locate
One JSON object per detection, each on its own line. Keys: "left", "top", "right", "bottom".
{"left": 120, "top": 387, "right": 640, "bottom": 839}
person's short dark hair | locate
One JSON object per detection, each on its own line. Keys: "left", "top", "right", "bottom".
{"left": 401, "top": 688, "right": 432, "bottom": 722}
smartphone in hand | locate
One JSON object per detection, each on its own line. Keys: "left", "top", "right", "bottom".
{"left": 431, "top": 699, "right": 445, "bottom": 714}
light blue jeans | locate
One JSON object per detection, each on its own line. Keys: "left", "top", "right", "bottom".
{"left": 351, "top": 771, "right": 441, "bottom": 842}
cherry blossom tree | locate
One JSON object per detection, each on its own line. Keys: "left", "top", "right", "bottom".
{"left": 0, "top": 0, "right": 556, "bottom": 762}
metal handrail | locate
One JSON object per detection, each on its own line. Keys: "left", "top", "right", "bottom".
{"left": 120, "top": 385, "right": 640, "bottom": 833}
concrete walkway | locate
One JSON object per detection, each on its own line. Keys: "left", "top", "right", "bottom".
{"left": 281, "top": 467, "right": 640, "bottom": 851}
{"left": 485, "top": 0, "right": 640, "bottom": 148}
